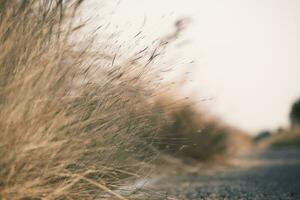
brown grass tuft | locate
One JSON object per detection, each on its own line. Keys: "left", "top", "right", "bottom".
{"left": 0, "top": 1, "right": 165, "bottom": 199}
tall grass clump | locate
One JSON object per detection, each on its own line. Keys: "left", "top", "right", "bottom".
{"left": 151, "top": 95, "right": 252, "bottom": 162}
{"left": 0, "top": 1, "right": 166, "bottom": 199}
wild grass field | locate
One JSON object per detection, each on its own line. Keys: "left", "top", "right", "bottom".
{"left": 0, "top": 1, "right": 253, "bottom": 199}
{"left": 258, "top": 128, "right": 300, "bottom": 149}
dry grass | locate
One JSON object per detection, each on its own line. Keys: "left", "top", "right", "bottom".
{"left": 0, "top": 1, "right": 168, "bottom": 199}
{"left": 150, "top": 95, "right": 252, "bottom": 162}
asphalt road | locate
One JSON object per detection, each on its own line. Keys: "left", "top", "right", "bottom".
{"left": 154, "top": 149, "right": 300, "bottom": 200}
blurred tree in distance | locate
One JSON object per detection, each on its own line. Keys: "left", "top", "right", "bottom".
{"left": 290, "top": 98, "right": 300, "bottom": 127}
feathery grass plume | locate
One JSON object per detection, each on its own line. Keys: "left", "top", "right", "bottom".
{"left": 0, "top": 1, "right": 171, "bottom": 199}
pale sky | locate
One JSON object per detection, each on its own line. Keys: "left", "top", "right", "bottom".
{"left": 84, "top": 0, "right": 300, "bottom": 135}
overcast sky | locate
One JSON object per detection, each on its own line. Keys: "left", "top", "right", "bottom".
{"left": 84, "top": 0, "right": 300, "bottom": 135}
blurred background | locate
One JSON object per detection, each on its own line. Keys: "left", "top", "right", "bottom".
{"left": 83, "top": 0, "right": 300, "bottom": 135}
